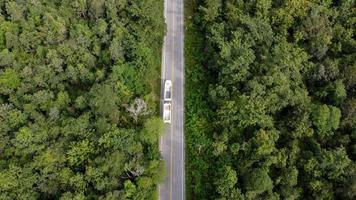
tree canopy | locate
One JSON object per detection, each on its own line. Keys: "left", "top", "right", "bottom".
{"left": 0, "top": 0, "right": 165, "bottom": 199}
{"left": 185, "top": 0, "right": 355, "bottom": 199}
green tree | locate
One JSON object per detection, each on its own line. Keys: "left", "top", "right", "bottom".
{"left": 312, "top": 104, "right": 341, "bottom": 138}
{"left": 244, "top": 168, "right": 273, "bottom": 197}
{"left": 0, "top": 68, "right": 20, "bottom": 93}
{"left": 140, "top": 117, "right": 164, "bottom": 144}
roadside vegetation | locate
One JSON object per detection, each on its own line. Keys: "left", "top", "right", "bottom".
{"left": 185, "top": 0, "right": 355, "bottom": 199}
{"left": 0, "top": 0, "right": 165, "bottom": 199}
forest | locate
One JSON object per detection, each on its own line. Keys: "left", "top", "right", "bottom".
{"left": 185, "top": 0, "right": 355, "bottom": 199}
{"left": 0, "top": 0, "right": 165, "bottom": 199}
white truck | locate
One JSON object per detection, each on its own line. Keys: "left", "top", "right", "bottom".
{"left": 164, "top": 80, "right": 172, "bottom": 101}
{"left": 163, "top": 80, "right": 172, "bottom": 124}
{"left": 163, "top": 103, "right": 171, "bottom": 124}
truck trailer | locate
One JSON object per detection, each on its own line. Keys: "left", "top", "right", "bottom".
{"left": 163, "top": 103, "right": 171, "bottom": 124}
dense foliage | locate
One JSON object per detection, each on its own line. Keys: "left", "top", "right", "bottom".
{"left": 0, "top": 0, "right": 165, "bottom": 199}
{"left": 186, "top": 0, "right": 355, "bottom": 199}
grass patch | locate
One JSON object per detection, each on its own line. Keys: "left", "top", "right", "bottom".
{"left": 184, "top": 1, "right": 215, "bottom": 199}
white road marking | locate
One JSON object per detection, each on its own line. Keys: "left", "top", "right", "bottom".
{"left": 158, "top": 0, "right": 167, "bottom": 199}
{"left": 170, "top": 1, "right": 175, "bottom": 199}
{"left": 180, "top": 0, "right": 185, "bottom": 198}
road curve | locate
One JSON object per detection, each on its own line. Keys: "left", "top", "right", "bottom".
{"left": 159, "top": 0, "right": 185, "bottom": 199}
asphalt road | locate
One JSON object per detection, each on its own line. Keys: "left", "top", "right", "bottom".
{"left": 159, "top": 0, "right": 185, "bottom": 199}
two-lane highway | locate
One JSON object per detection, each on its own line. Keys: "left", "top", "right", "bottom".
{"left": 159, "top": 0, "right": 185, "bottom": 199}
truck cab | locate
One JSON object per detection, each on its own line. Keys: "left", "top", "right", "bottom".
{"left": 164, "top": 80, "right": 172, "bottom": 101}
